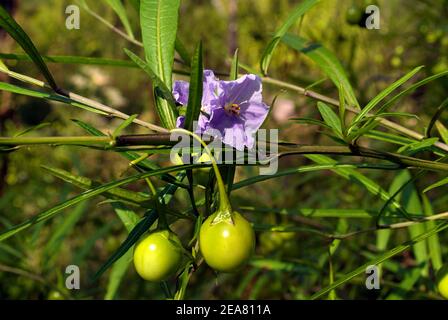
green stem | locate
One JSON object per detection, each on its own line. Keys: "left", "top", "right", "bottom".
{"left": 0, "top": 136, "right": 111, "bottom": 146}
{"left": 170, "top": 129, "right": 232, "bottom": 215}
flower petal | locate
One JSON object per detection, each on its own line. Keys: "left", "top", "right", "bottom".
{"left": 176, "top": 115, "right": 185, "bottom": 128}
{"left": 172, "top": 81, "right": 189, "bottom": 105}
{"left": 219, "top": 74, "right": 263, "bottom": 105}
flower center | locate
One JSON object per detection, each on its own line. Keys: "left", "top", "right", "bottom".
{"left": 225, "top": 103, "right": 240, "bottom": 116}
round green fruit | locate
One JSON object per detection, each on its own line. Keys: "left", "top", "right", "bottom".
{"left": 345, "top": 5, "right": 363, "bottom": 25}
{"left": 47, "top": 290, "right": 64, "bottom": 300}
{"left": 199, "top": 211, "right": 255, "bottom": 272}
{"left": 436, "top": 265, "right": 448, "bottom": 299}
{"left": 133, "top": 230, "right": 183, "bottom": 282}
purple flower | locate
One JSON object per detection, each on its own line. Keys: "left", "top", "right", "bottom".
{"left": 173, "top": 81, "right": 189, "bottom": 106}
{"left": 173, "top": 71, "right": 269, "bottom": 151}
{"left": 207, "top": 74, "right": 269, "bottom": 151}
{"left": 173, "top": 70, "right": 220, "bottom": 132}
{"left": 176, "top": 115, "right": 185, "bottom": 128}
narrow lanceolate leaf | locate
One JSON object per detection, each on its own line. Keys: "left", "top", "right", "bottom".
{"left": 281, "top": 33, "right": 359, "bottom": 109}
{"left": 436, "top": 121, "right": 448, "bottom": 144}
{"left": 105, "top": 203, "right": 140, "bottom": 300}
{"left": 124, "top": 48, "right": 178, "bottom": 126}
{"left": 175, "top": 36, "right": 191, "bottom": 66}
{"left": 0, "top": 59, "right": 8, "bottom": 71}
{"left": 184, "top": 42, "right": 203, "bottom": 132}
{"left": 260, "top": 0, "right": 320, "bottom": 75}
{"left": 351, "top": 66, "right": 424, "bottom": 127}
{"left": 0, "top": 5, "right": 58, "bottom": 90}
{"left": 113, "top": 114, "right": 138, "bottom": 138}
{"left": 423, "top": 176, "right": 448, "bottom": 194}
{"left": 290, "top": 117, "right": 331, "bottom": 129}
{"left": 41, "top": 165, "right": 150, "bottom": 207}
{"left": 230, "top": 48, "right": 239, "bottom": 81}
{"left": 426, "top": 97, "right": 448, "bottom": 138}
{"left": 140, "top": 0, "right": 180, "bottom": 89}
{"left": 105, "top": 249, "right": 133, "bottom": 299}
{"left": 104, "top": 0, "right": 135, "bottom": 39}
{"left": 397, "top": 138, "right": 439, "bottom": 156}
{"left": 0, "top": 82, "right": 108, "bottom": 115}
{"left": 422, "top": 195, "right": 443, "bottom": 271}
{"left": 398, "top": 170, "right": 428, "bottom": 277}
{"left": 310, "top": 222, "right": 448, "bottom": 299}
{"left": 317, "top": 102, "right": 343, "bottom": 138}
{"left": 0, "top": 53, "right": 139, "bottom": 68}
{"left": 376, "top": 70, "right": 448, "bottom": 115}
{"left": 140, "top": 0, "right": 180, "bottom": 128}
{"left": 43, "top": 202, "right": 88, "bottom": 268}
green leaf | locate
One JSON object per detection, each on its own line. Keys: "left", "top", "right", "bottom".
{"left": 310, "top": 221, "right": 448, "bottom": 299}
{"left": 71, "top": 119, "right": 106, "bottom": 136}
{"left": 184, "top": 42, "right": 203, "bottom": 131}
{"left": 14, "top": 122, "right": 52, "bottom": 137}
{"left": 0, "top": 82, "right": 108, "bottom": 115}
{"left": 230, "top": 49, "right": 239, "bottom": 80}
{"left": 426, "top": 97, "right": 448, "bottom": 138}
{"left": 305, "top": 154, "right": 409, "bottom": 218}
{"left": 124, "top": 48, "right": 178, "bottom": 127}
{"left": 104, "top": 0, "right": 135, "bottom": 39}
{"left": 41, "top": 165, "right": 151, "bottom": 207}
{"left": 249, "top": 258, "right": 317, "bottom": 273}
{"left": 105, "top": 249, "right": 133, "bottom": 299}
{"left": 0, "top": 164, "right": 198, "bottom": 242}
{"left": 113, "top": 114, "right": 138, "bottom": 138}
{"left": 140, "top": 0, "right": 181, "bottom": 129}
{"left": 397, "top": 137, "right": 439, "bottom": 156}
{"left": 376, "top": 70, "right": 448, "bottom": 115}
{"left": 365, "top": 130, "right": 415, "bottom": 146}
{"left": 112, "top": 203, "right": 140, "bottom": 233}
{"left": 240, "top": 206, "right": 399, "bottom": 219}
{"left": 363, "top": 112, "right": 420, "bottom": 122}
{"left": 290, "top": 117, "right": 331, "bottom": 128}
{"left": 350, "top": 66, "right": 424, "bottom": 128}
{"left": 422, "top": 195, "right": 443, "bottom": 271}
{"left": 0, "top": 53, "right": 139, "bottom": 68}
{"left": 260, "top": 0, "right": 320, "bottom": 75}
{"left": 0, "top": 59, "right": 8, "bottom": 71}
{"left": 0, "top": 5, "right": 58, "bottom": 90}
{"left": 175, "top": 36, "right": 191, "bottom": 66}
{"left": 140, "top": 0, "right": 180, "bottom": 90}
{"left": 281, "top": 33, "right": 359, "bottom": 109}
{"left": 436, "top": 121, "right": 448, "bottom": 144}
{"left": 317, "top": 102, "right": 343, "bottom": 138}
{"left": 423, "top": 176, "right": 448, "bottom": 193}
{"left": 233, "top": 162, "right": 401, "bottom": 191}
{"left": 398, "top": 170, "right": 428, "bottom": 277}
{"left": 105, "top": 203, "right": 140, "bottom": 300}
{"left": 43, "top": 202, "right": 88, "bottom": 268}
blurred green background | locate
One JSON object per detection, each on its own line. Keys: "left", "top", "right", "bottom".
{"left": 0, "top": 0, "right": 447, "bottom": 299}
